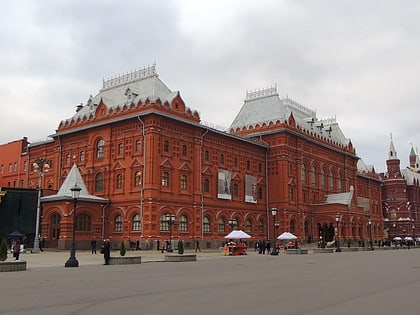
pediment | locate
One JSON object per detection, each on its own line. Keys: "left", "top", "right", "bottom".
{"left": 179, "top": 162, "right": 192, "bottom": 173}
{"left": 160, "top": 159, "right": 174, "bottom": 169}
{"left": 130, "top": 158, "right": 143, "bottom": 169}
{"left": 112, "top": 161, "right": 125, "bottom": 170}
{"left": 202, "top": 166, "right": 213, "bottom": 176}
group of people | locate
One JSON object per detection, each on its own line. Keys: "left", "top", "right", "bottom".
{"left": 255, "top": 240, "right": 281, "bottom": 254}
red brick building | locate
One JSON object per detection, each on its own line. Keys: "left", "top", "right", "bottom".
{"left": 380, "top": 138, "right": 420, "bottom": 243}
{"left": 0, "top": 65, "right": 383, "bottom": 250}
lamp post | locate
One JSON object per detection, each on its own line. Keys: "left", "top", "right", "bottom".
{"left": 270, "top": 208, "right": 278, "bottom": 255}
{"left": 32, "top": 158, "right": 50, "bottom": 253}
{"left": 65, "top": 183, "right": 82, "bottom": 267}
{"left": 368, "top": 218, "right": 374, "bottom": 251}
{"left": 335, "top": 214, "right": 341, "bottom": 252}
{"left": 166, "top": 214, "right": 176, "bottom": 252}
{"left": 228, "top": 218, "right": 237, "bottom": 231}
{"left": 392, "top": 223, "right": 397, "bottom": 248}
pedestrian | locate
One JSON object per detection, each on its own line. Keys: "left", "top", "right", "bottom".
{"left": 101, "top": 239, "right": 111, "bottom": 265}
{"left": 161, "top": 240, "right": 166, "bottom": 253}
{"left": 266, "top": 240, "right": 271, "bottom": 254}
{"left": 13, "top": 240, "right": 21, "bottom": 260}
{"left": 91, "top": 237, "right": 97, "bottom": 254}
{"left": 195, "top": 240, "right": 201, "bottom": 252}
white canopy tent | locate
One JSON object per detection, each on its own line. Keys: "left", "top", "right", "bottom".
{"left": 277, "top": 232, "right": 298, "bottom": 240}
{"left": 224, "top": 230, "right": 251, "bottom": 239}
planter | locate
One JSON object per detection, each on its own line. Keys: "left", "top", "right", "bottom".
{"left": 0, "top": 260, "right": 27, "bottom": 272}
{"left": 108, "top": 256, "right": 141, "bottom": 265}
{"left": 164, "top": 254, "right": 197, "bottom": 262}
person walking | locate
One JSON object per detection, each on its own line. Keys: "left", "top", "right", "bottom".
{"left": 13, "top": 240, "right": 21, "bottom": 260}
{"left": 102, "top": 239, "right": 111, "bottom": 265}
{"left": 91, "top": 237, "right": 97, "bottom": 254}
{"left": 195, "top": 240, "right": 201, "bottom": 252}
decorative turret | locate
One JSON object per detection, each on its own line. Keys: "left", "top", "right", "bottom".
{"left": 386, "top": 133, "right": 401, "bottom": 178}
{"left": 409, "top": 144, "right": 419, "bottom": 171}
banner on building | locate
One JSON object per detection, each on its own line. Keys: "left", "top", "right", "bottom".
{"left": 245, "top": 175, "right": 257, "bottom": 203}
{"left": 218, "top": 169, "right": 231, "bottom": 200}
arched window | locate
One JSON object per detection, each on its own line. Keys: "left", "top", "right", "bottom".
{"left": 66, "top": 154, "right": 70, "bottom": 165}
{"left": 258, "top": 220, "right": 264, "bottom": 234}
{"left": 132, "top": 214, "right": 141, "bottom": 231}
{"left": 114, "top": 215, "right": 123, "bottom": 232}
{"left": 76, "top": 214, "right": 91, "bottom": 232}
{"left": 233, "top": 157, "right": 238, "bottom": 168}
{"left": 203, "top": 217, "right": 210, "bottom": 233}
{"left": 95, "top": 173, "right": 104, "bottom": 192}
{"left": 204, "top": 150, "right": 209, "bottom": 161}
{"left": 180, "top": 175, "right": 187, "bottom": 190}
{"left": 118, "top": 143, "right": 123, "bottom": 155}
{"left": 246, "top": 160, "right": 250, "bottom": 170}
{"left": 301, "top": 164, "right": 307, "bottom": 185}
{"left": 329, "top": 170, "right": 334, "bottom": 191}
{"left": 161, "top": 172, "right": 169, "bottom": 187}
{"left": 80, "top": 151, "right": 85, "bottom": 162}
{"left": 311, "top": 166, "right": 317, "bottom": 186}
{"left": 179, "top": 215, "right": 188, "bottom": 232}
{"left": 96, "top": 139, "right": 105, "bottom": 158}
{"left": 218, "top": 218, "right": 225, "bottom": 233}
{"left": 135, "top": 140, "right": 142, "bottom": 152}
{"left": 290, "top": 219, "right": 296, "bottom": 234}
{"left": 135, "top": 171, "right": 142, "bottom": 187}
{"left": 182, "top": 145, "right": 187, "bottom": 156}
{"left": 163, "top": 140, "right": 169, "bottom": 153}
{"left": 246, "top": 219, "right": 252, "bottom": 234}
{"left": 203, "top": 179, "right": 210, "bottom": 193}
{"left": 337, "top": 173, "right": 342, "bottom": 192}
{"left": 116, "top": 174, "right": 123, "bottom": 189}
{"left": 321, "top": 169, "right": 326, "bottom": 188}
{"left": 160, "top": 214, "right": 169, "bottom": 231}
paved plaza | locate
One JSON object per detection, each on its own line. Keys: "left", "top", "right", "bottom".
{"left": 1, "top": 248, "right": 419, "bottom": 315}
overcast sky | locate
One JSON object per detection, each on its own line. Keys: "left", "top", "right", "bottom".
{"left": 1, "top": 0, "right": 419, "bottom": 173}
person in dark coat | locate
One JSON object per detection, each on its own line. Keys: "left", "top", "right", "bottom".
{"left": 91, "top": 237, "right": 97, "bottom": 254}
{"left": 102, "top": 239, "right": 111, "bottom": 265}
{"left": 13, "top": 240, "right": 21, "bottom": 260}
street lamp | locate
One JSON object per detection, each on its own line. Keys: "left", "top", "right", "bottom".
{"left": 368, "top": 218, "right": 374, "bottom": 251}
{"left": 335, "top": 214, "right": 341, "bottom": 252}
{"left": 270, "top": 208, "right": 278, "bottom": 255}
{"left": 32, "top": 159, "right": 50, "bottom": 253}
{"left": 65, "top": 183, "right": 82, "bottom": 267}
{"left": 392, "top": 223, "right": 397, "bottom": 248}
{"left": 166, "top": 214, "right": 176, "bottom": 252}
{"left": 228, "top": 218, "right": 237, "bottom": 231}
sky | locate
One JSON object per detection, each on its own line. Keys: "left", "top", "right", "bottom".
{"left": 1, "top": 0, "right": 419, "bottom": 173}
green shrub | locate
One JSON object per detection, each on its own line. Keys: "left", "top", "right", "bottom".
{"left": 120, "top": 241, "right": 126, "bottom": 256}
{"left": 0, "top": 238, "right": 7, "bottom": 261}
{"left": 177, "top": 240, "right": 184, "bottom": 255}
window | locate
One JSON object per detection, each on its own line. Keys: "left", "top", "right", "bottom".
{"left": 258, "top": 187, "right": 263, "bottom": 199}
{"left": 132, "top": 214, "right": 141, "bottom": 231}
{"left": 135, "top": 140, "right": 142, "bottom": 152}
{"left": 321, "top": 169, "right": 326, "bottom": 188}
{"left": 329, "top": 170, "right": 334, "bottom": 191}
{"left": 160, "top": 214, "right": 169, "bottom": 231}
{"left": 246, "top": 219, "right": 252, "bottom": 234}
{"left": 233, "top": 157, "right": 238, "bottom": 168}
{"left": 258, "top": 163, "right": 262, "bottom": 173}
{"left": 204, "top": 150, "right": 209, "bottom": 161}
{"left": 246, "top": 160, "right": 250, "bottom": 170}
{"left": 218, "top": 218, "right": 225, "bottom": 233}
{"left": 289, "top": 188, "right": 294, "bottom": 201}
{"left": 118, "top": 143, "right": 123, "bottom": 155}
{"left": 290, "top": 219, "right": 295, "bottom": 234}
{"left": 203, "top": 179, "right": 210, "bottom": 193}
{"left": 161, "top": 172, "right": 169, "bottom": 187}
{"left": 1, "top": 164, "right": 3, "bottom": 174}
{"left": 114, "top": 215, "right": 123, "bottom": 232}
{"left": 80, "top": 151, "right": 85, "bottom": 162}
{"left": 182, "top": 145, "right": 187, "bottom": 157}
{"left": 116, "top": 174, "right": 123, "bottom": 189}
{"left": 179, "top": 215, "right": 188, "bottom": 232}
{"left": 233, "top": 183, "right": 238, "bottom": 197}
{"left": 95, "top": 173, "right": 104, "bottom": 192}
{"left": 258, "top": 220, "right": 264, "bottom": 234}
{"left": 14, "top": 162, "right": 17, "bottom": 171}
{"left": 135, "top": 171, "right": 142, "bottom": 187}
{"left": 311, "top": 166, "right": 317, "bottom": 186}
{"left": 96, "top": 139, "right": 105, "bottom": 158}
{"left": 76, "top": 214, "right": 91, "bottom": 232}
{"left": 220, "top": 154, "right": 224, "bottom": 165}
{"left": 66, "top": 154, "right": 70, "bottom": 165}
{"left": 180, "top": 175, "right": 187, "bottom": 190}
{"left": 163, "top": 140, "right": 169, "bottom": 153}
{"left": 337, "top": 173, "right": 342, "bottom": 192}
{"left": 203, "top": 217, "right": 210, "bottom": 233}
{"left": 301, "top": 164, "right": 307, "bottom": 185}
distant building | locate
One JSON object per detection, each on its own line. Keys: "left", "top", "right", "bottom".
{"left": 0, "top": 65, "right": 382, "bottom": 249}
{"left": 381, "top": 138, "right": 420, "bottom": 242}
